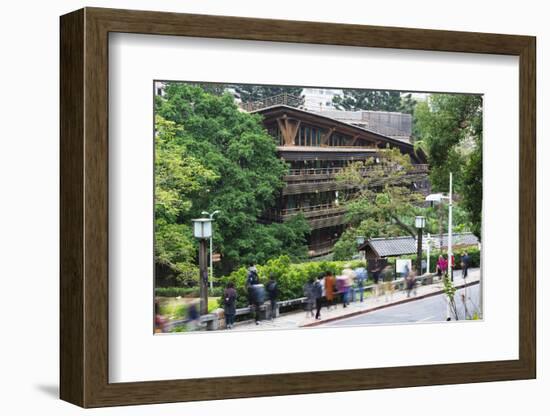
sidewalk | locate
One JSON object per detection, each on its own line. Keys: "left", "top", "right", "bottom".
{"left": 231, "top": 268, "right": 480, "bottom": 331}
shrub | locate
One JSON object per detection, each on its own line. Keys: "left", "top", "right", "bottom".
{"left": 217, "top": 255, "right": 365, "bottom": 308}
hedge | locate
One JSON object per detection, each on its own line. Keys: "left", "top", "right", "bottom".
{"left": 217, "top": 255, "right": 366, "bottom": 309}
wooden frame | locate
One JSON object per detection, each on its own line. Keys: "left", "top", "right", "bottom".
{"left": 60, "top": 7, "right": 536, "bottom": 408}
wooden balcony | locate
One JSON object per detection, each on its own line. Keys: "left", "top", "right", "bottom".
{"left": 279, "top": 203, "right": 349, "bottom": 230}
{"left": 282, "top": 164, "right": 429, "bottom": 195}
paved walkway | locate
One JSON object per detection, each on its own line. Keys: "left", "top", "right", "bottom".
{"left": 230, "top": 268, "right": 480, "bottom": 331}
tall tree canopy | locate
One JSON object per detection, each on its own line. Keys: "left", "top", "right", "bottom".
{"left": 155, "top": 83, "right": 310, "bottom": 277}
{"left": 234, "top": 85, "right": 303, "bottom": 103}
{"left": 332, "top": 90, "right": 416, "bottom": 114}
{"left": 155, "top": 115, "right": 218, "bottom": 286}
{"left": 332, "top": 148, "right": 425, "bottom": 260}
{"left": 414, "top": 94, "right": 482, "bottom": 238}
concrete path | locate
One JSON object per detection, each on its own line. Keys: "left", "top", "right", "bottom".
{"left": 230, "top": 268, "right": 480, "bottom": 331}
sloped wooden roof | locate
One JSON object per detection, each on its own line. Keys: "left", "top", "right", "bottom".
{"left": 253, "top": 105, "right": 427, "bottom": 164}
{"left": 359, "top": 233, "right": 480, "bottom": 258}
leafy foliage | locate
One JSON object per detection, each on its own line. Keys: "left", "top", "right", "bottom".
{"left": 217, "top": 256, "right": 366, "bottom": 309}
{"left": 333, "top": 148, "right": 425, "bottom": 259}
{"left": 332, "top": 90, "right": 416, "bottom": 114}
{"left": 155, "top": 83, "right": 310, "bottom": 276}
{"left": 414, "top": 94, "right": 482, "bottom": 238}
{"left": 155, "top": 115, "right": 218, "bottom": 283}
{"left": 233, "top": 85, "right": 303, "bottom": 103}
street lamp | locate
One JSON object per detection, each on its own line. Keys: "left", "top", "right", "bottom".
{"left": 192, "top": 218, "right": 213, "bottom": 315}
{"left": 415, "top": 216, "right": 425, "bottom": 274}
{"left": 425, "top": 172, "right": 454, "bottom": 321}
{"left": 201, "top": 210, "right": 220, "bottom": 292}
{"left": 425, "top": 172, "right": 453, "bottom": 281}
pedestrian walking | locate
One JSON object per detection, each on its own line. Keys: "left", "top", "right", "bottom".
{"left": 324, "top": 271, "right": 336, "bottom": 310}
{"left": 370, "top": 259, "right": 382, "bottom": 301}
{"left": 341, "top": 264, "right": 356, "bottom": 306}
{"left": 354, "top": 266, "right": 368, "bottom": 302}
{"left": 313, "top": 275, "right": 324, "bottom": 320}
{"left": 186, "top": 300, "right": 200, "bottom": 331}
{"left": 450, "top": 254, "right": 455, "bottom": 281}
{"left": 406, "top": 266, "right": 417, "bottom": 298}
{"left": 460, "top": 252, "right": 471, "bottom": 279}
{"left": 304, "top": 278, "right": 315, "bottom": 318}
{"left": 266, "top": 274, "right": 279, "bottom": 320}
{"left": 223, "top": 282, "right": 237, "bottom": 329}
{"left": 246, "top": 265, "right": 262, "bottom": 325}
{"left": 436, "top": 255, "right": 447, "bottom": 280}
{"left": 381, "top": 265, "right": 395, "bottom": 302}
{"left": 154, "top": 299, "right": 166, "bottom": 334}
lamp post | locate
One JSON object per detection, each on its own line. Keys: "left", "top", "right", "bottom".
{"left": 415, "top": 216, "right": 426, "bottom": 274}
{"left": 201, "top": 210, "right": 220, "bottom": 292}
{"left": 426, "top": 233, "right": 432, "bottom": 274}
{"left": 192, "top": 218, "right": 213, "bottom": 315}
{"left": 425, "top": 172, "right": 454, "bottom": 320}
{"left": 425, "top": 172, "right": 454, "bottom": 280}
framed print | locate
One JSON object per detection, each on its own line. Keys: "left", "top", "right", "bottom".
{"left": 60, "top": 7, "right": 536, "bottom": 408}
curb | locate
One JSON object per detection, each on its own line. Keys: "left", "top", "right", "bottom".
{"left": 300, "top": 280, "right": 480, "bottom": 328}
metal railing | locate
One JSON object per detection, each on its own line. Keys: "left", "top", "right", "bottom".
{"left": 281, "top": 203, "right": 345, "bottom": 216}
{"left": 240, "top": 93, "right": 305, "bottom": 112}
{"left": 286, "top": 164, "right": 428, "bottom": 177}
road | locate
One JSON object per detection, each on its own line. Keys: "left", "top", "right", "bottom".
{"left": 322, "top": 282, "right": 480, "bottom": 327}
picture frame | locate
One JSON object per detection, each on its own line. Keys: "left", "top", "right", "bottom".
{"left": 60, "top": 7, "right": 536, "bottom": 408}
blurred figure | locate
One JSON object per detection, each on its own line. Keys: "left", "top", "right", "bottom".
{"left": 324, "top": 271, "right": 336, "bottom": 310}
{"left": 154, "top": 298, "right": 166, "bottom": 333}
{"left": 266, "top": 274, "right": 279, "bottom": 320}
{"left": 246, "top": 265, "right": 263, "bottom": 325}
{"left": 461, "top": 251, "right": 471, "bottom": 279}
{"left": 304, "top": 278, "right": 315, "bottom": 318}
{"left": 450, "top": 253, "right": 456, "bottom": 281}
{"left": 354, "top": 266, "right": 368, "bottom": 302}
{"left": 381, "top": 265, "right": 395, "bottom": 302}
{"left": 436, "top": 255, "right": 447, "bottom": 279}
{"left": 341, "top": 264, "right": 356, "bottom": 306}
{"left": 371, "top": 260, "right": 382, "bottom": 300}
{"left": 314, "top": 275, "right": 324, "bottom": 320}
{"left": 187, "top": 300, "right": 200, "bottom": 331}
{"left": 223, "top": 282, "right": 237, "bottom": 329}
{"left": 406, "top": 265, "right": 417, "bottom": 298}
{"left": 335, "top": 274, "right": 346, "bottom": 308}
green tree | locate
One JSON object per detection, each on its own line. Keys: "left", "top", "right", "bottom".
{"left": 332, "top": 148, "right": 426, "bottom": 259}
{"left": 332, "top": 89, "right": 402, "bottom": 111}
{"left": 414, "top": 94, "right": 482, "bottom": 238}
{"left": 234, "top": 85, "right": 303, "bottom": 103}
{"left": 398, "top": 93, "right": 418, "bottom": 115}
{"left": 156, "top": 83, "right": 310, "bottom": 274}
{"left": 154, "top": 115, "right": 218, "bottom": 285}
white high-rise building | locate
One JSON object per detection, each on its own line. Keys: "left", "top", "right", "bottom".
{"left": 301, "top": 88, "right": 344, "bottom": 112}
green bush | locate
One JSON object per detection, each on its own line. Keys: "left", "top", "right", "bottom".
{"left": 217, "top": 255, "right": 365, "bottom": 309}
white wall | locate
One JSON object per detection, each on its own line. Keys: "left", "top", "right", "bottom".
{"left": 0, "top": 0, "right": 546, "bottom": 414}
